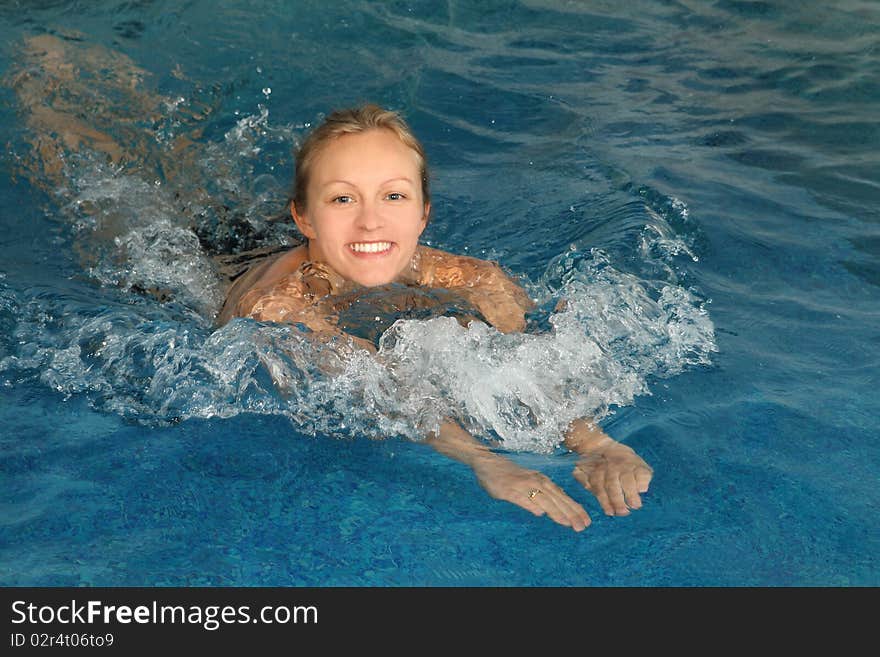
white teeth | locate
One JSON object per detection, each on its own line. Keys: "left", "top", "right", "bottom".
{"left": 350, "top": 241, "right": 392, "bottom": 253}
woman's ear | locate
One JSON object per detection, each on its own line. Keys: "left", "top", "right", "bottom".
{"left": 291, "top": 200, "right": 316, "bottom": 239}
{"left": 419, "top": 202, "right": 431, "bottom": 233}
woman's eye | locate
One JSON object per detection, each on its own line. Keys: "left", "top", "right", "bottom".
{"left": 386, "top": 192, "right": 405, "bottom": 201}
{"left": 332, "top": 195, "right": 353, "bottom": 204}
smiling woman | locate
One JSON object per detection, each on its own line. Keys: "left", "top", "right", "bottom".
{"left": 6, "top": 0, "right": 876, "bottom": 589}
{"left": 216, "top": 111, "right": 434, "bottom": 327}
{"left": 295, "top": 127, "right": 427, "bottom": 287}
{"left": 217, "top": 107, "right": 535, "bottom": 335}
{"left": 215, "top": 104, "right": 654, "bottom": 532}
{"left": 7, "top": 33, "right": 654, "bottom": 534}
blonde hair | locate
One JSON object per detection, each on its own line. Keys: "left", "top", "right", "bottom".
{"left": 291, "top": 103, "right": 430, "bottom": 213}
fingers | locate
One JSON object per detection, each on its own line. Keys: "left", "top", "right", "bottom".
{"left": 635, "top": 466, "right": 653, "bottom": 493}
{"left": 604, "top": 475, "right": 631, "bottom": 515}
{"left": 515, "top": 483, "right": 592, "bottom": 532}
{"left": 573, "top": 462, "right": 652, "bottom": 517}
{"left": 541, "top": 482, "right": 592, "bottom": 531}
{"left": 580, "top": 466, "right": 628, "bottom": 516}
{"left": 472, "top": 458, "right": 596, "bottom": 531}
{"left": 620, "top": 472, "right": 642, "bottom": 510}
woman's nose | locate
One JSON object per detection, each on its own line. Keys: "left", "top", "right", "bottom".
{"left": 355, "top": 201, "right": 383, "bottom": 230}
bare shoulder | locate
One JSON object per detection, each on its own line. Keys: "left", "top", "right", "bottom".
{"left": 418, "top": 245, "right": 529, "bottom": 294}
{"left": 216, "top": 245, "right": 310, "bottom": 325}
{"left": 416, "top": 246, "right": 534, "bottom": 333}
{"left": 417, "top": 245, "right": 511, "bottom": 288}
{"left": 252, "top": 245, "right": 311, "bottom": 288}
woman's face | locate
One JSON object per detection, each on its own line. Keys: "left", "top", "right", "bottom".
{"left": 293, "top": 128, "right": 429, "bottom": 287}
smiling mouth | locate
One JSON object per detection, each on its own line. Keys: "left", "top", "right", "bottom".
{"left": 349, "top": 241, "right": 393, "bottom": 254}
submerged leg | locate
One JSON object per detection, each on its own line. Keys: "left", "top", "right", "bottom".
{"left": 7, "top": 32, "right": 298, "bottom": 315}
{"left": 9, "top": 33, "right": 168, "bottom": 187}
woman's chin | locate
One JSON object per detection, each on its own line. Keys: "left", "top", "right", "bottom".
{"left": 344, "top": 261, "right": 410, "bottom": 288}
{"left": 351, "top": 273, "right": 397, "bottom": 287}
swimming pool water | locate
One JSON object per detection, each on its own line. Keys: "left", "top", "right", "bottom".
{"left": 1, "top": 0, "right": 878, "bottom": 586}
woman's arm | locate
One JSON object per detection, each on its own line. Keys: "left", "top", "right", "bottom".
{"left": 425, "top": 250, "right": 653, "bottom": 524}
{"left": 425, "top": 417, "right": 652, "bottom": 530}
{"left": 459, "top": 261, "right": 534, "bottom": 333}
{"left": 426, "top": 420, "right": 591, "bottom": 531}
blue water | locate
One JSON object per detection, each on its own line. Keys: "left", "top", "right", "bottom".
{"left": 1, "top": 0, "right": 878, "bottom": 586}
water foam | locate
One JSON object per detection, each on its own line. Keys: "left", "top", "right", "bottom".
{"left": 3, "top": 98, "right": 717, "bottom": 452}
{"left": 1, "top": 243, "right": 716, "bottom": 452}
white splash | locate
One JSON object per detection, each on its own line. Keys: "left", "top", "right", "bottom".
{"left": 1, "top": 247, "right": 716, "bottom": 453}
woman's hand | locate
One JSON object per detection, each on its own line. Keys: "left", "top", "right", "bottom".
{"left": 470, "top": 455, "right": 591, "bottom": 531}
{"left": 426, "top": 420, "right": 591, "bottom": 531}
{"left": 565, "top": 421, "right": 653, "bottom": 517}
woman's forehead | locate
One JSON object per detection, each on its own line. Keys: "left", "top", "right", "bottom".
{"left": 311, "top": 129, "right": 421, "bottom": 183}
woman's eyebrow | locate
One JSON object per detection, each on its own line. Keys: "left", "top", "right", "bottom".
{"left": 321, "top": 177, "right": 415, "bottom": 187}
{"left": 381, "top": 176, "right": 415, "bottom": 186}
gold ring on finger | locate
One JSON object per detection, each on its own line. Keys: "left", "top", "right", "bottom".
{"left": 528, "top": 488, "right": 543, "bottom": 500}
